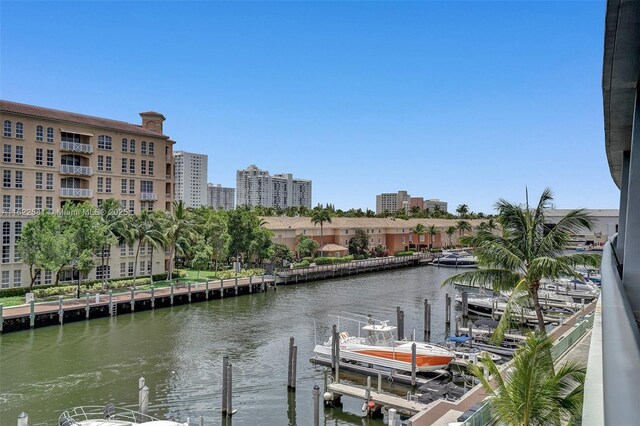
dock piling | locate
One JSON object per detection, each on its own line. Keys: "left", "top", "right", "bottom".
{"left": 222, "top": 355, "right": 229, "bottom": 416}
{"left": 388, "top": 408, "right": 397, "bottom": 426}
{"left": 335, "top": 328, "right": 341, "bottom": 383}
{"left": 469, "top": 322, "right": 473, "bottom": 347}
{"left": 188, "top": 283, "right": 192, "bottom": 302}
{"left": 234, "top": 276, "right": 238, "bottom": 296}
{"left": 445, "top": 293, "right": 451, "bottom": 325}
{"left": 108, "top": 291, "right": 113, "bottom": 317}
{"left": 396, "top": 307, "right": 405, "bottom": 340}
{"left": 331, "top": 325, "right": 338, "bottom": 371}
{"left": 226, "top": 362, "right": 233, "bottom": 416}
{"left": 461, "top": 291, "right": 469, "bottom": 318}
{"left": 378, "top": 372, "right": 382, "bottom": 392}
{"left": 130, "top": 288, "right": 135, "bottom": 312}
{"left": 17, "top": 412, "right": 28, "bottom": 426}
{"left": 364, "top": 376, "right": 372, "bottom": 413}
{"left": 199, "top": 416, "right": 204, "bottom": 426}
{"left": 85, "top": 293, "right": 90, "bottom": 319}
{"left": 205, "top": 281, "right": 209, "bottom": 300}
{"left": 29, "top": 300, "right": 35, "bottom": 328}
{"left": 220, "top": 279, "right": 224, "bottom": 298}
{"left": 170, "top": 284, "right": 174, "bottom": 305}
{"left": 249, "top": 276, "right": 253, "bottom": 294}
{"left": 411, "top": 343, "right": 417, "bottom": 387}
{"left": 151, "top": 287, "right": 155, "bottom": 308}
{"left": 313, "top": 385, "right": 320, "bottom": 426}
{"left": 138, "top": 377, "right": 149, "bottom": 415}
{"left": 287, "top": 336, "right": 297, "bottom": 390}
{"left": 424, "top": 300, "right": 431, "bottom": 342}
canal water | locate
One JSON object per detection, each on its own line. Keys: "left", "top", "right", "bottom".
{"left": 0, "top": 266, "right": 464, "bottom": 425}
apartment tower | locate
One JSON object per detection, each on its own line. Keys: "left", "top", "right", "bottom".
{"left": 174, "top": 151, "right": 208, "bottom": 208}
{"left": 236, "top": 165, "right": 312, "bottom": 209}
{"left": 207, "top": 183, "right": 235, "bottom": 211}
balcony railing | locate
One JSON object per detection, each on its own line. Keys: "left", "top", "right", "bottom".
{"left": 582, "top": 235, "right": 640, "bottom": 425}
{"left": 60, "top": 141, "right": 93, "bottom": 154}
{"left": 140, "top": 192, "right": 158, "bottom": 201}
{"left": 60, "top": 164, "right": 93, "bottom": 176}
{"left": 60, "top": 188, "right": 93, "bottom": 198}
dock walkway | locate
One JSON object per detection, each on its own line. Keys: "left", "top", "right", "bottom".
{"left": 327, "top": 382, "right": 429, "bottom": 416}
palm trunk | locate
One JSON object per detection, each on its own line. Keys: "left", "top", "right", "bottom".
{"left": 531, "top": 281, "right": 546, "bottom": 332}
{"left": 149, "top": 247, "right": 154, "bottom": 284}
{"left": 133, "top": 239, "right": 142, "bottom": 287}
{"left": 320, "top": 222, "right": 324, "bottom": 257}
{"left": 167, "top": 240, "right": 175, "bottom": 281}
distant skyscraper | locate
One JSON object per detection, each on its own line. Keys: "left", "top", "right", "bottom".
{"left": 207, "top": 183, "right": 235, "bottom": 210}
{"left": 376, "top": 191, "right": 410, "bottom": 213}
{"left": 236, "top": 165, "right": 312, "bottom": 209}
{"left": 174, "top": 151, "right": 208, "bottom": 208}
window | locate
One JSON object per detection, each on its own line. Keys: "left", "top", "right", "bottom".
{"left": 36, "top": 125, "right": 43, "bottom": 141}
{"left": 3, "top": 170, "right": 10, "bottom": 188}
{"left": 97, "top": 177, "right": 103, "bottom": 193}
{"left": 120, "top": 243, "right": 127, "bottom": 256}
{"left": 14, "top": 222, "right": 22, "bottom": 262}
{"left": 140, "top": 180, "right": 154, "bottom": 193}
{"left": 2, "top": 221, "right": 9, "bottom": 245}
{"left": 44, "top": 270, "right": 52, "bottom": 284}
{"left": 129, "top": 179, "right": 135, "bottom": 194}
{"left": 105, "top": 177, "right": 112, "bottom": 193}
{"left": 122, "top": 138, "right": 128, "bottom": 152}
{"left": 13, "top": 270, "right": 21, "bottom": 287}
{"left": 141, "top": 141, "right": 147, "bottom": 155}
{"left": 149, "top": 142, "right": 154, "bottom": 155}
{"left": 98, "top": 135, "right": 112, "bottom": 150}
{"left": 128, "top": 261, "right": 134, "bottom": 277}
{"left": 46, "top": 173, "right": 53, "bottom": 190}
{"left": 97, "top": 155, "right": 104, "bottom": 171}
{"left": 106, "top": 156, "right": 112, "bottom": 172}
{"left": 129, "top": 159, "right": 135, "bottom": 174}
{"left": 46, "top": 127, "right": 54, "bottom": 143}
{"left": 15, "top": 196, "right": 22, "bottom": 210}
{"left": 139, "top": 261, "right": 146, "bottom": 275}
{"left": 129, "top": 139, "right": 136, "bottom": 153}
{"left": 1, "top": 271, "right": 9, "bottom": 288}
{"left": 46, "top": 149, "right": 54, "bottom": 167}
{"left": 121, "top": 158, "right": 127, "bottom": 173}
{"left": 35, "top": 148, "right": 43, "bottom": 165}
{"left": 3, "top": 120, "right": 11, "bottom": 137}
{"left": 96, "top": 265, "right": 110, "bottom": 280}
{"left": 129, "top": 200, "right": 135, "bottom": 214}
{"left": 3, "top": 144, "right": 11, "bottom": 162}
{"left": 35, "top": 196, "right": 42, "bottom": 211}
{"left": 46, "top": 197, "right": 53, "bottom": 210}
{"left": 2, "top": 197, "right": 9, "bottom": 213}
{"left": 121, "top": 179, "right": 127, "bottom": 194}
{"left": 141, "top": 160, "right": 146, "bottom": 175}
{"left": 120, "top": 262, "right": 126, "bottom": 277}
{"left": 15, "top": 146, "right": 23, "bottom": 164}
{"left": 148, "top": 161, "right": 154, "bottom": 176}
{"left": 15, "top": 171, "right": 22, "bottom": 188}
{"left": 15, "top": 122, "right": 23, "bottom": 139}
{"left": 35, "top": 172, "right": 42, "bottom": 190}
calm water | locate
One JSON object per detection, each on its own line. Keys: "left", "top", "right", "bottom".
{"left": 0, "top": 266, "right": 462, "bottom": 426}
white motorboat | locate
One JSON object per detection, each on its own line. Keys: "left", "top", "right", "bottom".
{"left": 433, "top": 251, "right": 478, "bottom": 268}
{"left": 314, "top": 319, "right": 454, "bottom": 372}
{"left": 59, "top": 405, "right": 188, "bottom": 426}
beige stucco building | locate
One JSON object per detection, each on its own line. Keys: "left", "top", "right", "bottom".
{"left": 0, "top": 100, "right": 175, "bottom": 288}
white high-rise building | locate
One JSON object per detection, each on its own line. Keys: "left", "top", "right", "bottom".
{"left": 236, "top": 165, "right": 312, "bottom": 209}
{"left": 174, "top": 151, "right": 208, "bottom": 208}
{"left": 207, "top": 184, "right": 235, "bottom": 211}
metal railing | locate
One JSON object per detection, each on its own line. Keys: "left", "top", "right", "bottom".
{"left": 60, "top": 188, "right": 93, "bottom": 198}
{"left": 60, "top": 141, "right": 93, "bottom": 154}
{"left": 140, "top": 192, "right": 158, "bottom": 201}
{"left": 60, "top": 164, "right": 93, "bottom": 176}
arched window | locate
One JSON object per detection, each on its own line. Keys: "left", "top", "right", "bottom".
{"left": 130, "top": 139, "right": 136, "bottom": 153}
{"left": 14, "top": 221, "right": 22, "bottom": 238}
{"left": 98, "top": 135, "right": 112, "bottom": 150}
{"left": 13, "top": 221, "right": 22, "bottom": 262}
{"left": 36, "top": 125, "right": 44, "bottom": 141}
{"left": 47, "top": 127, "right": 54, "bottom": 143}
{"left": 15, "top": 122, "right": 23, "bottom": 139}
{"left": 3, "top": 121, "right": 11, "bottom": 137}
{"left": 2, "top": 222, "right": 9, "bottom": 243}
{"left": 141, "top": 141, "right": 147, "bottom": 155}
{"left": 149, "top": 142, "right": 155, "bottom": 155}
{"left": 122, "top": 138, "right": 128, "bottom": 152}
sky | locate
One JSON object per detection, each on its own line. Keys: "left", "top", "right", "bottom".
{"left": 0, "top": 1, "right": 619, "bottom": 214}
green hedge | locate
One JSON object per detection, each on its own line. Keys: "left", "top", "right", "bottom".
{"left": 293, "top": 260, "right": 311, "bottom": 268}
{"left": 313, "top": 255, "right": 354, "bottom": 265}
{"left": 31, "top": 277, "right": 153, "bottom": 298}
{"left": 212, "top": 268, "right": 265, "bottom": 280}
{"left": 394, "top": 251, "right": 416, "bottom": 257}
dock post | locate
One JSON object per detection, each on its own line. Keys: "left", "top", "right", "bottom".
{"left": 29, "top": 300, "right": 35, "bottom": 328}
{"left": 426, "top": 303, "right": 432, "bottom": 342}
{"left": 411, "top": 343, "right": 417, "bottom": 387}
{"left": 261, "top": 274, "right": 266, "bottom": 292}
{"left": 226, "top": 362, "right": 233, "bottom": 416}
{"left": 222, "top": 355, "right": 229, "bottom": 415}
{"left": 188, "top": 283, "right": 192, "bottom": 303}
{"left": 205, "top": 281, "right": 209, "bottom": 300}
{"left": 445, "top": 293, "right": 451, "bottom": 325}
{"left": 455, "top": 316, "right": 459, "bottom": 336}
{"left": 331, "top": 325, "right": 337, "bottom": 371}
{"left": 234, "top": 276, "right": 238, "bottom": 296}
{"left": 249, "top": 276, "right": 253, "bottom": 294}
{"left": 151, "top": 287, "right": 155, "bottom": 309}
{"left": 462, "top": 291, "right": 469, "bottom": 318}
{"left": 130, "top": 288, "right": 135, "bottom": 312}
{"left": 287, "top": 336, "right": 296, "bottom": 390}
{"left": 377, "top": 372, "right": 382, "bottom": 392}
{"left": 364, "top": 376, "right": 371, "bottom": 414}
{"left": 423, "top": 299, "right": 428, "bottom": 341}
{"left": 0, "top": 304, "right": 3, "bottom": 333}
{"left": 396, "top": 307, "right": 405, "bottom": 340}
{"left": 108, "top": 291, "right": 113, "bottom": 317}
{"left": 57, "top": 296, "right": 64, "bottom": 324}
{"left": 17, "top": 412, "right": 28, "bottom": 426}
{"left": 199, "top": 416, "right": 204, "bottom": 426}
{"left": 220, "top": 279, "right": 224, "bottom": 298}
{"left": 313, "top": 385, "right": 320, "bottom": 426}
{"left": 138, "top": 377, "right": 149, "bottom": 415}
{"left": 388, "top": 408, "right": 397, "bottom": 426}
{"left": 85, "top": 293, "right": 90, "bottom": 320}
{"left": 170, "top": 284, "right": 174, "bottom": 305}
{"left": 335, "top": 329, "right": 341, "bottom": 383}
{"left": 469, "top": 322, "right": 473, "bottom": 347}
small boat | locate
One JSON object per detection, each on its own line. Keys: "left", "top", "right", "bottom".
{"left": 59, "top": 405, "right": 188, "bottom": 426}
{"left": 314, "top": 318, "right": 455, "bottom": 372}
{"left": 433, "top": 251, "right": 478, "bottom": 268}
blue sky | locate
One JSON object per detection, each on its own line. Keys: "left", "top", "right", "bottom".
{"left": 1, "top": 1, "right": 617, "bottom": 213}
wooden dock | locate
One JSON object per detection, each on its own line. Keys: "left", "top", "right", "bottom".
{"left": 326, "top": 382, "right": 429, "bottom": 416}
{"left": 0, "top": 275, "right": 274, "bottom": 334}
{"left": 275, "top": 254, "right": 433, "bottom": 285}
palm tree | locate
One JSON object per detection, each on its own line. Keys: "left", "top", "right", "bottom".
{"left": 311, "top": 205, "right": 332, "bottom": 257}
{"left": 427, "top": 225, "right": 438, "bottom": 249}
{"left": 444, "top": 188, "right": 600, "bottom": 333}
{"left": 469, "top": 333, "right": 586, "bottom": 426}
{"left": 99, "top": 198, "right": 129, "bottom": 287}
{"left": 456, "top": 204, "right": 469, "bottom": 218}
{"left": 129, "top": 210, "right": 165, "bottom": 287}
{"left": 456, "top": 220, "right": 472, "bottom": 236}
{"left": 164, "top": 200, "right": 194, "bottom": 280}
{"left": 410, "top": 223, "right": 427, "bottom": 251}
{"left": 445, "top": 226, "right": 457, "bottom": 248}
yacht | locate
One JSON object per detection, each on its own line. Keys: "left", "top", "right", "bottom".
{"left": 433, "top": 251, "right": 478, "bottom": 268}
{"left": 59, "top": 405, "right": 188, "bottom": 426}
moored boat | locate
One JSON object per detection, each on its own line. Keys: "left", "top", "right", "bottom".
{"left": 433, "top": 251, "right": 478, "bottom": 268}
{"left": 58, "top": 405, "right": 188, "bottom": 426}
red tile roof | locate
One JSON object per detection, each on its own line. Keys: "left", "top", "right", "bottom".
{"left": 0, "top": 100, "right": 169, "bottom": 139}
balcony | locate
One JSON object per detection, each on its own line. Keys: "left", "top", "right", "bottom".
{"left": 60, "top": 188, "right": 93, "bottom": 198}
{"left": 60, "top": 164, "right": 93, "bottom": 176}
{"left": 140, "top": 192, "right": 158, "bottom": 201}
{"left": 165, "top": 193, "right": 173, "bottom": 198}
{"left": 166, "top": 155, "right": 173, "bottom": 162}
{"left": 60, "top": 141, "right": 93, "bottom": 154}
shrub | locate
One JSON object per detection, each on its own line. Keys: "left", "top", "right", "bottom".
{"left": 313, "top": 256, "right": 354, "bottom": 265}
{"left": 394, "top": 251, "right": 416, "bottom": 257}
{"left": 294, "top": 260, "right": 310, "bottom": 268}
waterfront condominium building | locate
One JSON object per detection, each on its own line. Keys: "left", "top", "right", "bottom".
{"left": 207, "top": 183, "right": 235, "bottom": 211}
{"left": 376, "top": 191, "right": 410, "bottom": 213}
{"left": 0, "top": 100, "right": 175, "bottom": 288}
{"left": 236, "top": 165, "right": 312, "bottom": 209}
{"left": 174, "top": 150, "right": 208, "bottom": 208}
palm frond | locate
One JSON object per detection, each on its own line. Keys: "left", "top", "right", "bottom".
{"left": 442, "top": 269, "right": 520, "bottom": 291}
